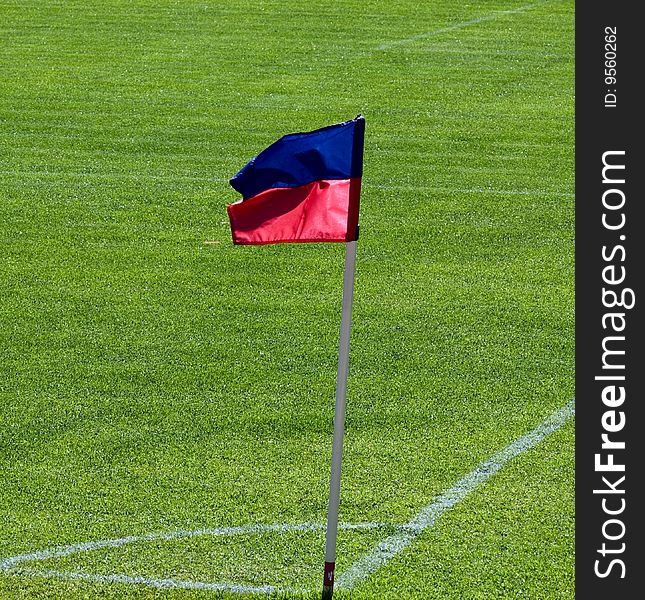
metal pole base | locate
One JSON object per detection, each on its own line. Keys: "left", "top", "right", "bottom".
{"left": 322, "top": 561, "right": 335, "bottom": 599}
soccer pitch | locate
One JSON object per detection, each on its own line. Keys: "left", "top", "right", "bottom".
{"left": 0, "top": 1, "right": 574, "bottom": 598}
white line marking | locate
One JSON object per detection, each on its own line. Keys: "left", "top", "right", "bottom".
{"left": 0, "top": 171, "right": 573, "bottom": 198}
{"left": 368, "top": 183, "right": 573, "bottom": 198}
{"left": 0, "top": 522, "right": 387, "bottom": 572}
{"left": 1, "top": 522, "right": 392, "bottom": 595}
{"left": 378, "top": 1, "right": 553, "bottom": 50}
{"left": 336, "top": 399, "right": 575, "bottom": 590}
{"left": 0, "top": 169, "right": 224, "bottom": 184}
{"left": 9, "top": 568, "right": 293, "bottom": 595}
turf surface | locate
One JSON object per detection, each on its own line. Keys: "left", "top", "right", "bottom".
{"left": 0, "top": 0, "right": 574, "bottom": 598}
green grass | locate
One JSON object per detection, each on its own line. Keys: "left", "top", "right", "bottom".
{"left": 0, "top": 0, "right": 573, "bottom": 598}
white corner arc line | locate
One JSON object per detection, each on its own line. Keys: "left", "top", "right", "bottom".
{"left": 336, "top": 399, "right": 575, "bottom": 590}
{"left": 12, "top": 568, "right": 295, "bottom": 595}
{"left": 0, "top": 522, "right": 392, "bottom": 595}
{"left": 377, "top": 1, "right": 553, "bottom": 50}
{"left": 0, "top": 522, "right": 387, "bottom": 572}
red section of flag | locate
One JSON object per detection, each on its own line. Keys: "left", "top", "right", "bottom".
{"left": 227, "top": 178, "right": 360, "bottom": 245}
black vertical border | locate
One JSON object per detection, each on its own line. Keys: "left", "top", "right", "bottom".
{"left": 576, "top": 3, "right": 643, "bottom": 598}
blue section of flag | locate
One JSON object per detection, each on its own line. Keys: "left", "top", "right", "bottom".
{"left": 230, "top": 115, "right": 365, "bottom": 200}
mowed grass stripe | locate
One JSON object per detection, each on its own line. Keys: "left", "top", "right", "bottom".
{"left": 376, "top": 0, "right": 554, "bottom": 49}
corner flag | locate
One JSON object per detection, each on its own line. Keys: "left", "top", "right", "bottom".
{"left": 227, "top": 116, "right": 365, "bottom": 600}
{"left": 227, "top": 115, "right": 364, "bottom": 245}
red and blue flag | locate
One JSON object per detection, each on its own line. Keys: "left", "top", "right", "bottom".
{"left": 227, "top": 115, "right": 365, "bottom": 245}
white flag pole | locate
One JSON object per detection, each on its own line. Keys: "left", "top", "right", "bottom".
{"left": 322, "top": 238, "right": 357, "bottom": 600}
